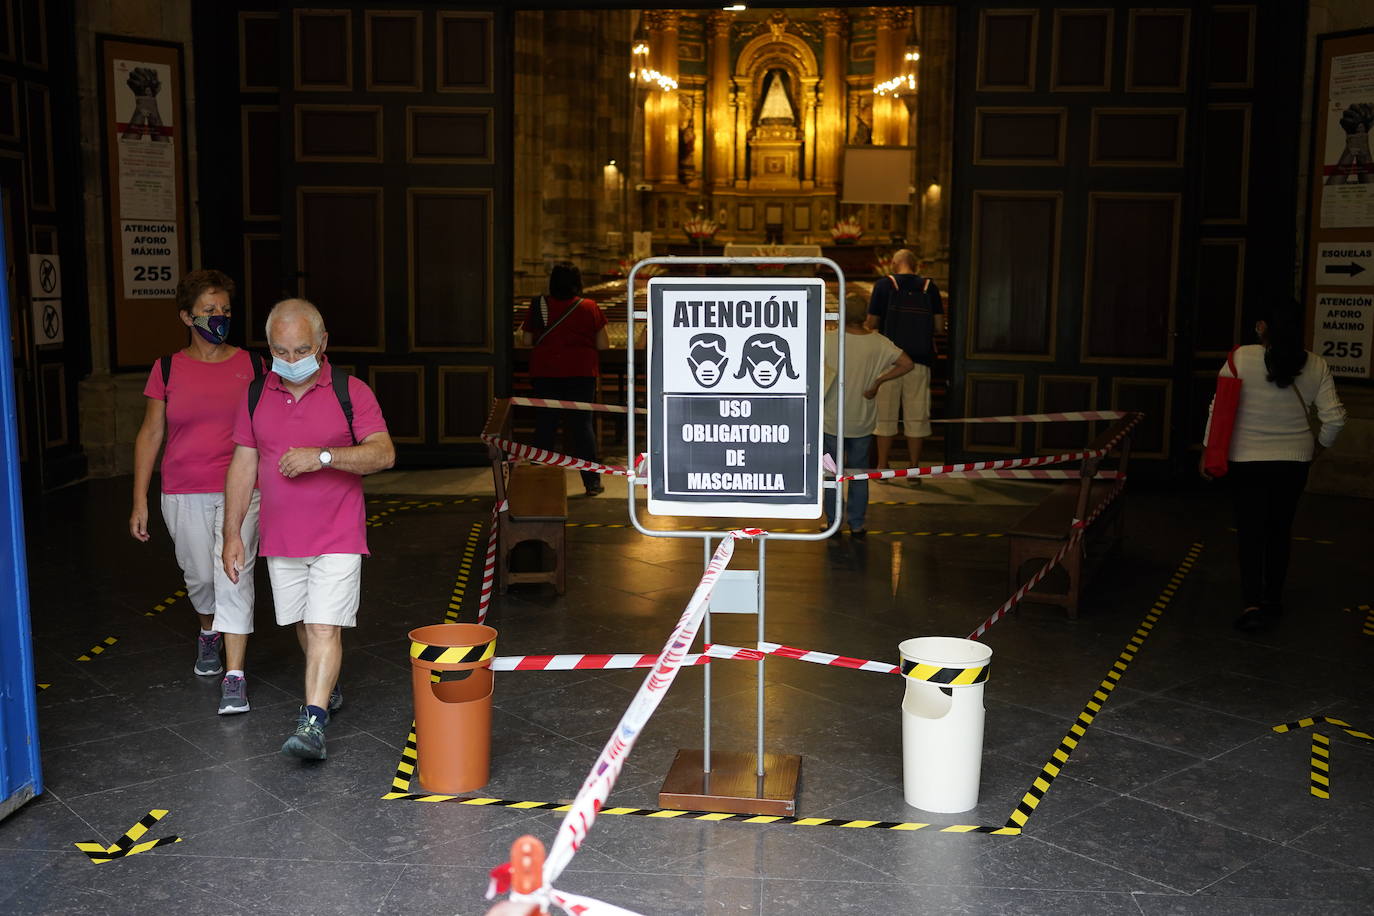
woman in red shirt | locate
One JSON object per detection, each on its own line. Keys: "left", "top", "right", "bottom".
{"left": 520, "top": 262, "right": 609, "bottom": 496}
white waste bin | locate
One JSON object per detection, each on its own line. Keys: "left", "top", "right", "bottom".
{"left": 898, "top": 636, "right": 993, "bottom": 813}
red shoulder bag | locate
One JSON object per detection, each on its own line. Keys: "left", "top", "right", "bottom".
{"left": 1202, "top": 347, "right": 1242, "bottom": 478}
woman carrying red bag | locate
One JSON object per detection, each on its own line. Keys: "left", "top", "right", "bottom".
{"left": 1201, "top": 299, "right": 1346, "bottom": 632}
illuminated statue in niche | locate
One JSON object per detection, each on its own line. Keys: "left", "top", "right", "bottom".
{"left": 758, "top": 69, "right": 795, "bottom": 125}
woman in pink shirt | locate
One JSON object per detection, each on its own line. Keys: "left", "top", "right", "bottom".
{"left": 130, "top": 270, "right": 263, "bottom": 715}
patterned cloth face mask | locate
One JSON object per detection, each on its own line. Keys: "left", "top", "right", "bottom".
{"left": 192, "top": 314, "right": 230, "bottom": 345}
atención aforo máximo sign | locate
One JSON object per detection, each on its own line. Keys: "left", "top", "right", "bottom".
{"left": 647, "top": 277, "right": 824, "bottom": 518}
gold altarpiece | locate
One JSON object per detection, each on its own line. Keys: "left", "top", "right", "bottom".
{"left": 637, "top": 8, "right": 936, "bottom": 250}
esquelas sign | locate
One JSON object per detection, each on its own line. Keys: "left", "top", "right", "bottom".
{"left": 647, "top": 277, "right": 825, "bottom": 518}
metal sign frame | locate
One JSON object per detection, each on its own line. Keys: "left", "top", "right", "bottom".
{"left": 626, "top": 256, "right": 847, "bottom": 782}
{"left": 627, "top": 257, "right": 846, "bottom": 540}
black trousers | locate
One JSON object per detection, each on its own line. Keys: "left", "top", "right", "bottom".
{"left": 531, "top": 376, "right": 599, "bottom": 490}
{"left": 1229, "top": 460, "right": 1310, "bottom": 610}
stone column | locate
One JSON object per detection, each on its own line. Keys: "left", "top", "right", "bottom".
{"left": 734, "top": 81, "right": 750, "bottom": 187}
{"left": 873, "top": 7, "right": 909, "bottom": 147}
{"left": 816, "top": 10, "right": 847, "bottom": 188}
{"left": 706, "top": 11, "right": 734, "bottom": 188}
{"left": 644, "top": 10, "right": 681, "bottom": 186}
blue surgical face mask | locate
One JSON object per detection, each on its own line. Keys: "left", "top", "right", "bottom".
{"left": 273, "top": 350, "right": 321, "bottom": 383}
{"left": 192, "top": 314, "right": 230, "bottom": 345}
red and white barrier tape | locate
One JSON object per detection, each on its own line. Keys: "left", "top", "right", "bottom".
{"left": 476, "top": 499, "right": 503, "bottom": 625}
{"left": 549, "top": 888, "right": 644, "bottom": 916}
{"left": 491, "top": 644, "right": 764, "bottom": 671}
{"left": 540, "top": 528, "right": 764, "bottom": 887}
{"left": 965, "top": 478, "right": 1127, "bottom": 640}
{"left": 838, "top": 412, "right": 1141, "bottom": 483}
{"left": 511, "top": 396, "right": 646, "bottom": 416}
{"left": 481, "top": 434, "right": 633, "bottom": 477}
{"left": 837, "top": 448, "right": 1094, "bottom": 483}
{"left": 751, "top": 641, "right": 899, "bottom": 674}
{"left": 932, "top": 410, "right": 1127, "bottom": 424}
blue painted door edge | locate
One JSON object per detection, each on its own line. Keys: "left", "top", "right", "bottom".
{"left": 0, "top": 190, "right": 42, "bottom": 817}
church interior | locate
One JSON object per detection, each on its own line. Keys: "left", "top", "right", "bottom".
{"left": 2, "top": 3, "right": 1374, "bottom": 915}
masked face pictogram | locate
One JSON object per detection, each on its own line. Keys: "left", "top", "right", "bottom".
{"left": 686, "top": 334, "right": 729, "bottom": 388}
{"left": 733, "top": 334, "right": 798, "bottom": 389}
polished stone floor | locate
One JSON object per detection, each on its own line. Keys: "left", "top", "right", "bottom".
{"left": 2, "top": 473, "right": 1371, "bottom": 915}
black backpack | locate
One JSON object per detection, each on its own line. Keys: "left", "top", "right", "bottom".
{"left": 247, "top": 362, "right": 357, "bottom": 445}
{"left": 886, "top": 274, "right": 934, "bottom": 315}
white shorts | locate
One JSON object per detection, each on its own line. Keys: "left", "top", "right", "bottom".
{"left": 160, "top": 490, "right": 260, "bottom": 634}
{"left": 266, "top": 554, "right": 362, "bottom": 627}
{"left": 875, "top": 363, "right": 933, "bottom": 439}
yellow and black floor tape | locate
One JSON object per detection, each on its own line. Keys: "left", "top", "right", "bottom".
{"left": 1003, "top": 542, "right": 1203, "bottom": 831}
{"left": 143, "top": 588, "right": 186, "bottom": 617}
{"left": 76, "top": 636, "right": 118, "bottom": 662}
{"left": 74, "top": 809, "right": 182, "bottom": 863}
{"left": 446, "top": 522, "right": 483, "bottom": 624}
{"left": 382, "top": 726, "right": 1019, "bottom": 833}
{"left": 1352, "top": 604, "right": 1374, "bottom": 636}
{"left": 1310, "top": 733, "right": 1331, "bottom": 799}
{"left": 379, "top": 791, "right": 1021, "bottom": 834}
{"left": 1272, "top": 716, "right": 1373, "bottom": 798}
{"left": 367, "top": 496, "right": 485, "bottom": 528}
{"left": 565, "top": 522, "right": 1000, "bottom": 538}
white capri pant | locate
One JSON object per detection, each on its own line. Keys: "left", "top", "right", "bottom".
{"left": 266, "top": 554, "right": 363, "bottom": 627}
{"left": 160, "top": 490, "right": 260, "bottom": 634}
{"left": 875, "top": 362, "right": 933, "bottom": 439}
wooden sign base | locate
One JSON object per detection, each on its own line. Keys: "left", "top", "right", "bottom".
{"left": 658, "top": 748, "right": 801, "bottom": 816}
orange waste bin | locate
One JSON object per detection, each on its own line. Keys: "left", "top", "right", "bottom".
{"left": 408, "top": 623, "right": 497, "bottom": 793}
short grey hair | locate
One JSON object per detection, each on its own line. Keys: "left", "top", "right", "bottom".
{"left": 265, "top": 298, "right": 326, "bottom": 344}
{"left": 891, "top": 249, "right": 917, "bottom": 270}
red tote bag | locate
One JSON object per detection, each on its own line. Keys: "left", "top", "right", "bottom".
{"left": 1203, "top": 348, "right": 1242, "bottom": 478}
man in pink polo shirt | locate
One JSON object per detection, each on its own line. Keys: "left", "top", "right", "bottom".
{"left": 222, "top": 298, "right": 395, "bottom": 760}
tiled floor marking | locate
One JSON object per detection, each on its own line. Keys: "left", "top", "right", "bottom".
{"left": 74, "top": 809, "right": 182, "bottom": 863}
{"left": 1272, "top": 716, "right": 1374, "bottom": 799}
{"left": 1003, "top": 542, "right": 1203, "bottom": 831}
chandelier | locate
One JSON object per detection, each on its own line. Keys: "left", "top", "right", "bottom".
{"left": 629, "top": 20, "right": 676, "bottom": 91}
{"left": 874, "top": 18, "right": 919, "bottom": 98}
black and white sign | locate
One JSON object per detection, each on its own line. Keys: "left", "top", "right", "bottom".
{"left": 29, "top": 254, "right": 60, "bottom": 299}
{"left": 1316, "top": 242, "right": 1374, "bottom": 286}
{"left": 120, "top": 219, "right": 180, "bottom": 298}
{"left": 1313, "top": 291, "right": 1372, "bottom": 378}
{"left": 647, "top": 277, "right": 824, "bottom": 518}
{"left": 33, "top": 300, "right": 63, "bottom": 346}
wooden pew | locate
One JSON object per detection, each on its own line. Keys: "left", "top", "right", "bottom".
{"left": 484, "top": 398, "right": 567, "bottom": 594}
{"left": 1006, "top": 417, "right": 1134, "bottom": 618}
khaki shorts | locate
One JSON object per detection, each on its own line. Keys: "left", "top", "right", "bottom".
{"left": 875, "top": 362, "right": 932, "bottom": 438}
{"left": 266, "top": 554, "right": 362, "bottom": 627}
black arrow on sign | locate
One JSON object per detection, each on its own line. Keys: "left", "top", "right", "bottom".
{"left": 1324, "top": 261, "right": 1366, "bottom": 277}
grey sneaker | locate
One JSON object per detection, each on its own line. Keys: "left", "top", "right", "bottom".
{"left": 218, "top": 674, "right": 249, "bottom": 715}
{"left": 194, "top": 632, "right": 224, "bottom": 677}
{"left": 328, "top": 684, "right": 343, "bottom": 713}
{"left": 281, "top": 712, "right": 327, "bottom": 760}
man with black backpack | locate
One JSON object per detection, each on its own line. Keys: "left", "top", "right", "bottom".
{"left": 865, "top": 249, "right": 946, "bottom": 480}
{"left": 221, "top": 298, "right": 395, "bottom": 761}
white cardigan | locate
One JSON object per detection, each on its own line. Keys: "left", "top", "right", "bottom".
{"left": 1204, "top": 345, "right": 1346, "bottom": 462}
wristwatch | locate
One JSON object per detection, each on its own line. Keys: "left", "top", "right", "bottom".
{"left": 319, "top": 448, "right": 333, "bottom": 467}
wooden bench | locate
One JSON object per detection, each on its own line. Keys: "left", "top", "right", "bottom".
{"left": 1006, "top": 418, "right": 1134, "bottom": 618}
{"left": 484, "top": 398, "right": 568, "bottom": 594}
